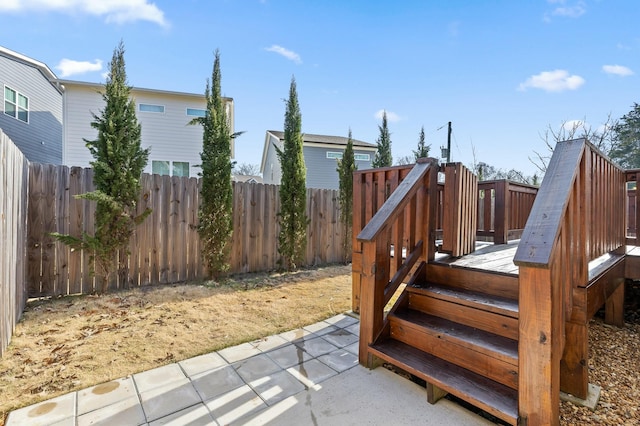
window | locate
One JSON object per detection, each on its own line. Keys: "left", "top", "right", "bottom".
{"left": 326, "top": 151, "right": 371, "bottom": 161}
{"left": 152, "top": 160, "right": 170, "bottom": 176}
{"left": 173, "top": 162, "right": 190, "bottom": 177}
{"left": 152, "top": 160, "right": 190, "bottom": 177}
{"left": 186, "top": 108, "right": 206, "bottom": 117}
{"left": 139, "top": 103, "right": 165, "bottom": 113}
{"left": 4, "top": 86, "right": 28, "bottom": 123}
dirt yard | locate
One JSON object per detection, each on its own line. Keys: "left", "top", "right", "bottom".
{"left": 0, "top": 264, "right": 352, "bottom": 424}
{"left": 0, "top": 265, "right": 638, "bottom": 425}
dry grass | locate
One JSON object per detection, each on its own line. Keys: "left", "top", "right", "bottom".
{"left": 0, "top": 264, "right": 352, "bottom": 425}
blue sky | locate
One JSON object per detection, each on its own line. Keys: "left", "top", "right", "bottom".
{"left": 1, "top": 0, "right": 637, "bottom": 177}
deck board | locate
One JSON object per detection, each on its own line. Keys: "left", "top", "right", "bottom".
{"left": 434, "top": 240, "right": 520, "bottom": 275}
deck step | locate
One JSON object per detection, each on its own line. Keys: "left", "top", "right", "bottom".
{"left": 390, "top": 308, "right": 518, "bottom": 389}
{"left": 406, "top": 282, "right": 519, "bottom": 340}
{"left": 369, "top": 338, "right": 518, "bottom": 425}
{"left": 425, "top": 262, "right": 519, "bottom": 300}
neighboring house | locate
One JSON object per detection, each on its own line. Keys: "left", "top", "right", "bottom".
{"left": 60, "top": 79, "right": 235, "bottom": 178}
{"left": 0, "top": 45, "right": 235, "bottom": 177}
{"left": 0, "top": 46, "right": 63, "bottom": 164}
{"left": 261, "top": 130, "right": 377, "bottom": 190}
{"left": 233, "top": 174, "right": 263, "bottom": 184}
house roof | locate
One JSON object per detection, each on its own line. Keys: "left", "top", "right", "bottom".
{"left": 57, "top": 79, "right": 233, "bottom": 103}
{"left": 260, "top": 130, "right": 377, "bottom": 173}
{"left": 0, "top": 45, "right": 62, "bottom": 93}
{"left": 267, "top": 130, "right": 376, "bottom": 148}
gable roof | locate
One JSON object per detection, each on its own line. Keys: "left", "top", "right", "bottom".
{"left": 267, "top": 130, "right": 376, "bottom": 149}
{"left": 0, "top": 45, "right": 62, "bottom": 93}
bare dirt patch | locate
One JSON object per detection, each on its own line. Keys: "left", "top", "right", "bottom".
{"left": 0, "top": 264, "right": 352, "bottom": 425}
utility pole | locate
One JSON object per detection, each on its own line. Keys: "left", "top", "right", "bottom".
{"left": 447, "top": 121, "right": 452, "bottom": 163}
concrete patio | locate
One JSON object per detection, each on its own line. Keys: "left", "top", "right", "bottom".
{"left": 6, "top": 313, "right": 492, "bottom": 425}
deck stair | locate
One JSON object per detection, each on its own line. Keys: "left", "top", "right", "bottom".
{"left": 369, "top": 261, "right": 520, "bottom": 425}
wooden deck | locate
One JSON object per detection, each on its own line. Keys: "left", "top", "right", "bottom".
{"left": 353, "top": 141, "right": 636, "bottom": 426}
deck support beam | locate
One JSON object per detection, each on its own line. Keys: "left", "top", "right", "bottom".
{"left": 605, "top": 282, "right": 625, "bottom": 327}
{"left": 560, "top": 320, "right": 588, "bottom": 399}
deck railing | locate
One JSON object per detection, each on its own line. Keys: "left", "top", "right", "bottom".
{"left": 355, "top": 158, "right": 438, "bottom": 365}
{"left": 514, "top": 139, "right": 625, "bottom": 425}
{"left": 477, "top": 180, "right": 538, "bottom": 244}
{"left": 625, "top": 169, "right": 640, "bottom": 244}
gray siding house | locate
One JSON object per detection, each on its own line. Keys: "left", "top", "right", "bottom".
{"left": 0, "top": 46, "right": 63, "bottom": 164}
{"left": 261, "top": 130, "right": 377, "bottom": 190}
{"left": 61, "top": 80, "right": 235, "bottom": 177}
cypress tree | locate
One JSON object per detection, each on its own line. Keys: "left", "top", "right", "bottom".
{"left": 53, "top": 41, "right": 150, "bottom": 293}
{"left": 372, "top": 111, "right": 392, "bottom": 168}
{"left": 413, "top": 125, "right": 431, "bottom": 160}
{"left": 276, "top": 76, "right": 308, "bottom": 270}
{"left": 192, "top": 50, "right": 236, "bottom": 279}
{"left": 336, "top": 129, "right": 357, "bottom": 261}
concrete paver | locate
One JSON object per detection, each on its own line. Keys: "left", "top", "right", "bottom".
{"left": 178, "top": 352, "right": 227, "bottom": 377}
{"left": 6, "top": 392, "right": 76, "bottom": 426}
{"left": 138, "top": 378, "right": 201, "bottom": 422}
{"left": 77, "top": 376, "right": 137, "bottom": 415}
{"left": 76, "top": 396, "right": 145, "bottom": 426}
{"left": 191, "top": 365, "right": 245, "bottom": 401}
{"left": 134, "top": 363, "right": 186, "bottom": 393}
{"left": 6, "top": 313, "right": 491, "bottom": 426}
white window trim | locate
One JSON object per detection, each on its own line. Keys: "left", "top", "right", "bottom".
{"left": 326, "top": 151, "right": 343, "bottom": 159}
{"left": 355, "top": 153, "right": 371, "bottom": 161}
{"left": 139, "top": 103, "right": 165, "bottom": 113}
{"left": 4, "top": 85, "right": 29, "bottom": 124}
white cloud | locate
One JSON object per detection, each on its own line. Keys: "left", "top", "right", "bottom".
{"left": 518, "top": 70, "right": 585, "bottom": 92}
{"left": 374, "top": 110, "right": 402, "bottom": 123}
{"left": 603, "top": 64, "right": 634, "bottom": 77}
{"left": 265, "top": 45, "right": 302, "bottom": 64}
{"left": 0, "top": 0, "right": 168, "bottom": 27}
{"left": 56, "top": 58, "right": 102, "bottom": 77}
{"left": 563, "top": 119, "right": 587, "bottom": 132}
{"left": 544, "top": 0, "right": 586, "bottom": 22}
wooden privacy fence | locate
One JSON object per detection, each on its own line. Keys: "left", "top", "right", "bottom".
{"left": 27, "top": 164, "right": 346, "bottom": 297}
{"left": 0, "top": 130, "right": 29, "bottom": 357}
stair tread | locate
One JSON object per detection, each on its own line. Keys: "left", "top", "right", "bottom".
{"left": 370, "top": 339, "right": 518, "bottom": 424}
{"left": 392, "top": 308, "right": 518, "bottom": 360}
{"left": 408, "top": 281, "right": 519, "bottom": 317}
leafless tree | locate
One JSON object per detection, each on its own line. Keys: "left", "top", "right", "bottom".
{"left": 530, "top": 114, "right": 617, "bottom": 173}
{"left": 233, "top": 163, "right": 261, "bottom": 176}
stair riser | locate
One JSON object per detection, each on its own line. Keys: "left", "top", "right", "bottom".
{"left": 426, "top": 263, "right": 519, "bottom": 299}
{"left": 390, "top": 320, "right": 518, "bottom": 390}
{"left": 409, "top": 293, "right": 519, "bottom": 340}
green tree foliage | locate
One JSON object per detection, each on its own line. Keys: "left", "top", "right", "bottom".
{"left": 52, "top": 41, "right": 150, "bottom": 293}
{"left": 610, "top": 103, "right": 640, "bottom": 168}
{"left": 191, "top": 50, "right": 237, "bottom": 278}
{"left": 276, "top": 76, "right": 308, "bottom": 270}
{"left": 372, "top": 111, "right": 392, "bottom": 168}
{"left": 336, "top": 129, "right": 357, "bottom": 261}
{"left": 413, "top": 126, "right": 431, "bottom": 160}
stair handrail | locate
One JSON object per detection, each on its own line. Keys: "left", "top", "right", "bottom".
{"left": 513, "top": 138, "right": 626, "bottom": 425}
{"left": 356, "top": 157, "right": 438, "bottom": 366}
{"left": 357, "top": 158, "right": 432, "bottom": 243}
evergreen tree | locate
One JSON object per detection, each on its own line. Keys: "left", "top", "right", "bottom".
{"left": 191, "top": 50, "right": 237, "bottom": 278}
{"left": 276, "top": 76, "right": 308, "bottom": 270}
{"left": 610, "top": 103, "right": 640, "bottom": 168}
{"left": 372, "top": 111, "right": 392, "bottom": 167}
{"left": 52, "top": 41, "right": 150, "bottom": 293}
{"left": 336, "top": 129, "right": 357, "bottom": 261}
{"left": 413, "top": 126, "right": 431, "bottom": 160}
